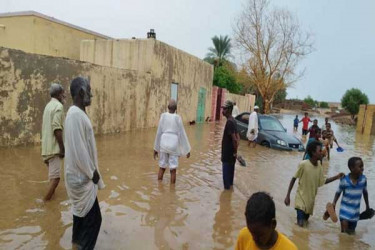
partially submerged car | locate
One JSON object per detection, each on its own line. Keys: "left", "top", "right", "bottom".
{"left": 235, "top": 112, "right": 305, "bottom": 151}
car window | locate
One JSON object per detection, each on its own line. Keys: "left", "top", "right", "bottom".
{"left": 237, "top": 114, "right": 249, "bottom": 124}
{"left": 259, "top": 117, "right": 285, "bottom": 131}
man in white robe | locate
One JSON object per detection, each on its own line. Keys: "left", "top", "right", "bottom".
{"left": 247, "top": 105, "right": 259, "bottom": 147}
{"left": 154, "top": 99, "right": 191, "bottom": 184}
{"left": 64, "top": 77, "right": 104, "bottom": 249}
{"left": 232, "top": 102, "right": 240, "bottom": 117}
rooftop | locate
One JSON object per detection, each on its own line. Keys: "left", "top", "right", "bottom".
{"left": 0, "top": 11, "right": 112, "bottom": 39}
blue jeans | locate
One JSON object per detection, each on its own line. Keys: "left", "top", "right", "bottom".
{"left": 296, "top": 209, "right": 310, "bottom": 224}
{"left": 222, "top": 162, "right": 235, "bottom": 190}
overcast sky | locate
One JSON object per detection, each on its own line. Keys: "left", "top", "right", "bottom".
{"left": 2, "top": 0, "right": 374, "bottom": 102}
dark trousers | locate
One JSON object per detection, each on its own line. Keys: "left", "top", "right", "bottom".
{"left": 73, "top": 198, "right": 102, "bottom": 250}
{"left": 222, "top": 162, "right": 235, "bottom": 189}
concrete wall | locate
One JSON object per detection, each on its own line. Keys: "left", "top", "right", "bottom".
{"left": 210, "top": 86, "right": 256, "bottom": 120}
{"left": 80, "top": 39, "right": 214, "bottom": 121}
{"left": 226, "top": 92, "right": 255, "bottom": 114}
{"left": 0, "top": 15, "right": 107, "bottom": 60}
{"left": 357, "top": 104, "right": 375, "bottom": 135}
{"left": 0, "top": 47, "right": 209, "bottom": 146}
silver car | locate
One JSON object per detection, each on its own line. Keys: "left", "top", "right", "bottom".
{"left": 235, "top": 112, "right": 305, "bottom": 151}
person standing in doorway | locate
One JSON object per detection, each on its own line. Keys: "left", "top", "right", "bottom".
{"left": 247, "top": 106, "right": 259, "bottom": 147}
{"left": 154, "top": 99, "right": 191, "bottom": 184}
{"left": 41, "top": 83, "right": 66, "bottom": 201}
{"left": 221, "top": 100, "right": 239, "bottom": 190}
{"left": 64, "top": 77, "right": 105, "bottom": 249}
{"left": 232, "top": 102, "right": 240, "bottom": 118}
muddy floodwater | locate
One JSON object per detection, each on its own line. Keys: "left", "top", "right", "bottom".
{"left": 0, "top": 113, "right": 374, "bottom": 249}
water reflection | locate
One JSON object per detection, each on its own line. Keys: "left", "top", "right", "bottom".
{"left": 212, "top": 191, "right": 235, "bottom": 249}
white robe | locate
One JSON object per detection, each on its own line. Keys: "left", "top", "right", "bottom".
{"left": 232, "top": 105, "right": 240, "bottom": 117}
{"left": 247, "top": 111, "right": 259, "bottom": 141}
{"left": 64, "top": 106, "right": 105, "bottom": 218}
{"left": 154, "top": 112, "right": 191, "bottom": 156}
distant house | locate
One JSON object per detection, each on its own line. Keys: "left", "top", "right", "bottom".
{"left": 0, "top": 11, "right": 111, "bottom": 60}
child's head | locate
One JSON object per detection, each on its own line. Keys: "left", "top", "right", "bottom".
{"left": 245, "top": 192, "right": 276, "bottom": 248}
{"left": 313, "top": 119, "right": 318, "bottom": 126}
{"left": 304, "top": 112, "right": 308, "bottom": 117}
{"left": 348, "top": 157, "right": 364, "bottom": 176}
{"left": 296, "top": 115, "right": 298, "bottom": 118}
{"left": 326, "top": 122, "right": 332, "bottom": 130}
{"left": 315, "top": 128, "right": 322, "bottom": 139}
{"left": 307, "top": 140, "right": 323, "bottom": 160}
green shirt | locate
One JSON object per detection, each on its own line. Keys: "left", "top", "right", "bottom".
{"left": 294, "top": 160, "right": 326, "bottom": 215}
{"left": 41, "top": 98, "right": 64, "bottom": 161}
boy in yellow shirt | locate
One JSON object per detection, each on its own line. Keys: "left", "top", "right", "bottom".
{"left": 284, "top": 140, "right": 344, "bottom": 227}
{"left": 236, "top": 192, "right": 297, "bottom": 250}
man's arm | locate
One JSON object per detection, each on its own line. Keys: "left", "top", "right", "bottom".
{"left": 231, "top": 132, "right": 239, "bottom": 156}
{"left": 54, "top": 129, "right": 64, "bottom": 157}
{"left": 363, "top": 189, "right": 370, "bottom": 210}
{"left": 284, "top": 177, "right": 296, "bottom": 206}
{"left": 325, "top": 173, "right": 344, "bottom": 184}
{"left": 52, "top": 108, "right": 65, "bottom": 157}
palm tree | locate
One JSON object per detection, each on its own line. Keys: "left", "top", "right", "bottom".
{"left": 204, "top": 35, "right": 232, "bottom": 67}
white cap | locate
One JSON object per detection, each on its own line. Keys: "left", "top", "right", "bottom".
{"left": 254, "top": 105, "right": 259, "bottom": 109}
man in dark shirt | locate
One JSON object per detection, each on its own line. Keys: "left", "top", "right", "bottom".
{"left": 308, "top": 119, "right": 320, "bottom": 139}
{"left": 221, "top": 100, "right": 239, "bottom": 190}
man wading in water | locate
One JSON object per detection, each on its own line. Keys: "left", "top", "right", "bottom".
{"left": 41, "top": 83, "right": 66, "bottom": 201}
{"left": 154, "top": 99, "right": 191, "bottom": 184}
{"left": 221, "top": 100, "right": 239, "bottom": 190}
{"left": 64, "top": 77, "right": 105, "bottom": 249}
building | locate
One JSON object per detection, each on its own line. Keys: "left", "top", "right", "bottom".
{"left": 357, "top": 104, "right": 375, "bottom": 135}
{"left": 0, "top": 11, "right": 111, "bottom": 60}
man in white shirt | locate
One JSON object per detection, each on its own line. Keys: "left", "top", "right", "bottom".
{"left": 247, "top": 106, "right": 259, "bottom": 147}
{"left": 64, "top": 77, "right": 105, "bottom": 249}
{"left": 154, "top": 99, "right": 191, "bottom": 184}
{"left": 232, "top": 102, "right": 240, "bottom": 117}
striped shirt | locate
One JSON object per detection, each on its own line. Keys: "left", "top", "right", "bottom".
{"left": 337, "top": 174, "right": 367, "bottom": 222}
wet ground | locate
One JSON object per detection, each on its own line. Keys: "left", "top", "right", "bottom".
{"left": 0, "top": 113, "right": 374, "bottom": 249}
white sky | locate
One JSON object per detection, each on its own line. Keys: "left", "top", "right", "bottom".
{"left": 2, "top": 0, "right": 375, "bottom": 102}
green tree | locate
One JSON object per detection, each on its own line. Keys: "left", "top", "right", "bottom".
{"left": 204, "top": 35, "right": 232, "bottom": 68}
{"left": 213, "top": 63, "right": 242, "bottom": 94}
{"left": 274, "top": 89, "right": 287, "bottom": 105}
{"left": 341, "top": 88, "right": 369, "bottom": 119}
{"left": 319, "top": 101, "right": 329, "bottom": 108}
{"left": 303, "top": 95, "right": 317, "bottom": 107}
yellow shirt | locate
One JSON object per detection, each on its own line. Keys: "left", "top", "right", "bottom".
{"left": 236, "top": 227, "right": 297, "bottom": 250}
{"left": 294, "top": 160, "right": 326, "bottom": 215}
{"left": 41, "top": 98, "right": 64, "bottom": 161}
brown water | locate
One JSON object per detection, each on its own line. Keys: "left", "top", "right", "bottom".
{"left": 0, "top": 113, "right": 374, "bottom": 249}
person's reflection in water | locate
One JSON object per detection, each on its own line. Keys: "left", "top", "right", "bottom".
{"left": 212, "top": 190, "right": 235, "bottom": 249}
{"left": 144, "top": 183, "right": 187, "bottom": 249}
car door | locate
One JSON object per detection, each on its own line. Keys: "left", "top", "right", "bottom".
{"left": 235, "top": 113, "right": 250, "bottom": 139}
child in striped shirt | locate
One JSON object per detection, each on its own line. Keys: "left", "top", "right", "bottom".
{"left": 332, "top": 157, "right": 370, "bottom": 234}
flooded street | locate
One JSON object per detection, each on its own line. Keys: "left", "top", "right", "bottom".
{"left": 0, "top": 113, "right": 374, "bottom": 249}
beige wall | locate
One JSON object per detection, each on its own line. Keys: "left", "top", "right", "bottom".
{"left": 357, "top": 104, "right": 375, "bottom": 135}
{"left": 0, "top": 15, "right": 107, "bottom": 60}
{"left": 81, "top": 39, "right": 214, "bottom": 121}
{"left": 226, "top": 92, "right": 255, "bottom": 114}
{"left": 0, "top": 46, "right": 212, "bottom": 146}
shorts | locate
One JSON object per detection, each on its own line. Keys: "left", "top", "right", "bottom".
{"left": 340, "top": 219, "right": 357, "bottom": 232}
{"left": 48, "top": 156, "right": 61, "bottom": 180}
{"left": 159, "top": 152, "right": 179, "bottom": 169}
{"left": 294, "top": 125, "right": 298, "bottom": 129}
{"left": 302, "top": 129, "right": 308, "bottom": 135}
{"left": 296, "top": 209, "right": 310, "bottom": 222}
